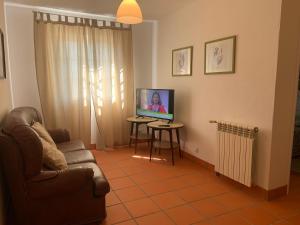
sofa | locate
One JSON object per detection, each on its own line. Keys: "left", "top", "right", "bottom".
{"left": 0, "top": 107, "right": 110, "bottom": 225}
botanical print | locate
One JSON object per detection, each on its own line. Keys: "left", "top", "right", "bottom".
{"left": 172, "top": 46, "right": 193, "bottom": 76}
{"left": 205, "top": 36, "right": 236, "bottom": 74}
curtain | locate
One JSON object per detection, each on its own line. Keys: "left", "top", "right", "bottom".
{"left": 34, "top": 15, "right": 133, "bottom": 147}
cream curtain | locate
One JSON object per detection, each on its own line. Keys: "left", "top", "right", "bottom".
{"left": 34, "top": 15, "right": 133, "bottom": 147}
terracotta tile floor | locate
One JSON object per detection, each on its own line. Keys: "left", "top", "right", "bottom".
{"left": 93, "top": 145, "right": 300, "bottom": 225}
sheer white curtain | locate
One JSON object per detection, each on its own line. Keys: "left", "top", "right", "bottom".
{"left": 34, "top": 14, "right": 133, "bottom": 147}
{"left": 88, "top": 28, "right": 134, "bottom": 147}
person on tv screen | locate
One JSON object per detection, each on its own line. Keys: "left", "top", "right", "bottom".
{"left": 147, "top": 92, "right": 167, "bottom": 113}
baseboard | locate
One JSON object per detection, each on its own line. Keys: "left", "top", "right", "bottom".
{"left": 264, "top": 185, "right": 288, "bottom": 201}
{"left": 182, "top": 150, "right": 288, "bottom": 200}
{"left": 182, "top": 150, "right": 215, "bottom": 171}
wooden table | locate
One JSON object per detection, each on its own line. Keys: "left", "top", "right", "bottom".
{"left": 147, "top": 121, "right": 184, "bottom": 165}
{"left": 127, "top": 117, "right": 157, "bottom": 153}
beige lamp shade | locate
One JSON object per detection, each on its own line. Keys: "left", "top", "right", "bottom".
{"left": 116, "top": 0, "right": 143, "bottom": 24}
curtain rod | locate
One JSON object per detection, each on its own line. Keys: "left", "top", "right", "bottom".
{"left": 33, "top": 11, "right": 131, "bottom": 30}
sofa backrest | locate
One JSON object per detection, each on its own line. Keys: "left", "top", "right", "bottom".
{"left": 1, "top": 107, "right": 43, "bottom": 179}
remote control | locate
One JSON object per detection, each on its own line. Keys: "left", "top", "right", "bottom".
{"left": 159, "top": 124, "right": 171, "bottom": 127}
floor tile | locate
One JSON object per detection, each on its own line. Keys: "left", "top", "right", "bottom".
{"left": 199, "top": 181, "right": 235, "bottom": 197}
{"left": 165, "top": 204, "right": 204, "bottom": 225}
{"left": 213, "top": 191, "right": 257, "bottom": 210}
{"left": 124, "top": 198, "right": 160, "bottom": 218}
{"left": 115, "top": 220, "right": 137, "bottom": 225}
{"left": 273, "top": 221, "right": 293, "bottom": 225}
{"left": 122, "top": 165, "right": 145, "bottom": 176}
{"left": 140, "top": 181, "right": 171, "bottom": 196}
{"left": 162, "top": 177, "right": 192, "bottom": 191}
{"left": 118, "top": 159, "right": 144, "bottom": 168}
{"left": 106, "top": 191, "right": 121, "bottom": 206}
{"left": 210, "top": 213, "right": 250, "bottom": 225}
{"left": 151, "top": 192, "right": 185, "bottom": 209}
{"left": 130, "top": 172, "right": 161, "bottom": 185}
{"left": 190, "top": 198, "right": 229, "bottom": 218}
{"left": 175, "top": 186, "right": 210, "bottom": 202}
{"left": 176, "top": 173, "right": 215, "bottom": 186}
{"left": 109, "top": 177, "right": 136, "bottom": 190}
{"left": 193, "top": 222, "right": 213, "bottom": 225}
{"left": 236, "top": 205, "right": 279, "bottom": 225}
{"left": 260, "top": 199, "right": 300, "bottom": 218}
{"left": 286, "top": 213, "right": 300, "bottom": 225}
{"left": 105, "top": 168, "right": 127, "bottom": 179}
{"left": 105, "top": 204, "right": 132, "bottom": 224}
{"left": 115, "top": 186, "right": 147, "bottom": 202}
{"left": 135, "top": 212, "right": 174, "bottom": 225}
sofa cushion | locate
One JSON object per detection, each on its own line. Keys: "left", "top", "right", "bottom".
{"left": 40, "top": 138, "right": 68, "bottom": 170}
{"left": 64, "top": 150, "right": 96, "bottom": 165}
{"left": 68, "top": 162, "right": 110, "bottom": 196}
{"left": 32, "top": 122, "right": 56, "bottom": 147}
{"left": 57, "top": 140, "right": 85, "bottom": 153}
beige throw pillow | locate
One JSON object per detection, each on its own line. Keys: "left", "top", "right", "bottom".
{"left": 31, "top": 122, "right": 67, "bottom": 170}
{"left": 31, "top": 122, "right": 56, "bottom": 148}
{"left": 39, "top": 138, "right": 68, "bottom": 170}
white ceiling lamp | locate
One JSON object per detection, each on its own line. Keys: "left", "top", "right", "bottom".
{"left": 116, "top": 0, "right": 143, "bottom": 25}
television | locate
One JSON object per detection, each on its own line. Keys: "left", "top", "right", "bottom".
{"left": 136, "top": 88, "right": 175, "bottom": 121}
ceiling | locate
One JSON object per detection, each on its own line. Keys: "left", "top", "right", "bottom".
{"left": 5, "top": 0, "right": 196, "bottom": 20}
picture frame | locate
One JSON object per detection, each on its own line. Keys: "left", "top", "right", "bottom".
{"left": 0, "top": 29, "right": 6, "bottom": 79}
{"left": 172, "top": 46, "right": 193, "bottom": 76}
{"left": 204, "top": 36, "right": 236, "bottom": 75}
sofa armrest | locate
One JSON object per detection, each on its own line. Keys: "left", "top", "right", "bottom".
{"left": 47, "top": 129, "right": 70, "bottom": 143}
{"left": 26, "top": 168, "right": 94, "bottom": 199}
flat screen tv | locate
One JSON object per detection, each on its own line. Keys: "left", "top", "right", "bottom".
{"left": 136, "top": 88, "right": 175, "bottom": 121}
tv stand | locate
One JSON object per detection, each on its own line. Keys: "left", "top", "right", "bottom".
{"left": 127, "top": 116, "right": 157, "bottom": 154}
{"left": 147, "top": 121, "right": 184, "bottom": 165}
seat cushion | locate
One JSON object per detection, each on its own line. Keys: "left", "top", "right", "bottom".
{"left": 68, "top": 163, "right": 110, "bottom": 196}
{"left": 57, "top": 140, "right": 85, "bottom": 153}
{"left": 64, "top": 150, "right": 96, "bottom": 165}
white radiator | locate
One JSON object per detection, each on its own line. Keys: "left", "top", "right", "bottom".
{"left": 211, "top": 121, "right": 258, "bottom": 187}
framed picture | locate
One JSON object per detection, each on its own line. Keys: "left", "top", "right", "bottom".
{"left": 0, "top": 29, "right": 6, "bottom": 79}
{"left": 172, "top": 46, "right": 193, "bottom": 76}
{"left": 205, "top": 36, "right": 236, "bottom": 75}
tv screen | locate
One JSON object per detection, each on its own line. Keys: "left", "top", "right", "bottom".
{"left": 136, "top": 89, "right": 175, "bottom": 120}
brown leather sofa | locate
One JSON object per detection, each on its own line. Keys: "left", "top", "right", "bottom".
{"left": 0, "top": 107, "right": 110, "bottom": 225}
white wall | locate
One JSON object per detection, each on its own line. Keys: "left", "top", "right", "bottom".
{"left": 156, "top": 0, "right": 283, "bottom": 189}
{"left": 132, "top": 21, "right": 155, "bottom": 116}
{"left": 133, "top": 22, "right": 153, "bottom": 90}
{"left": 5, "top": 5, "right": 41, "bottom": 112}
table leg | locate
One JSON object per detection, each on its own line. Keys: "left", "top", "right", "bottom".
{"left": 176, "top": 128, "right": 182, "bottom": 159}
{"left": 147, "top": 126, "right": 150, "bottom": 146}
{"left": 150, "top": 129, "right": 155, "bottom": 162}
{"left": 129, "top": 122, "right": 134, "bottom": 148}
{"left": 169, "top": 130, "right": 174, "bottom": 166}
{"left": 159, "top": 130, "right": 162, "bottom": 155}
{"left": 135, "top": 123, "right": 139, "bottom": 154}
